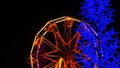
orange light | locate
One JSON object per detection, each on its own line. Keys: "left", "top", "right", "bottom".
{"left": 55, "top": 57, "right": 66, "bottom": 68}
{"left": 34, "top": 38, "right": 41, "bottom": 46}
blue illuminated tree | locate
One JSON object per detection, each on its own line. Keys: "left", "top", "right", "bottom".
{"left": 75, "top": 0, "right": 120, "bottom": 67}
{"left": 79, "top": 0, "right": 115, "bottom": 31}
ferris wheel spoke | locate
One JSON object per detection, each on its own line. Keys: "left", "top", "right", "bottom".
{"left": 67, "top": 32, "right": 80, "bottom": 45}
{"left": 42, "top": 50, "right": 57, "bottom": 55}
{"left": 43, "top": 37, "right": 56, "bottom": 50}
{"left": 44, "top": 62, "right": 56, "bottom": 68}
{"left": 55, "top": 32, "right": 67, "bottom": 45}
{"left": 74, "top": 61, "right": 81, "bottom": 67}
{"left": 45, "top": 55, "right": 60, "bottom": 57}
{"left": 43, "top": 37, "right": 65, "bottom": 54}
{"left": 40, "top": 50, "right": 59, "bottom": 61}
{"left": 73, "top": 33, "right": 81, "bottom": 52}
{"left": 42, "top": 55, "right": 56, "bottom": 62}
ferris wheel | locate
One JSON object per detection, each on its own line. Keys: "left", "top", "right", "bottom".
{"left": 30, "top": 16, "right": 99, "bottom": 68}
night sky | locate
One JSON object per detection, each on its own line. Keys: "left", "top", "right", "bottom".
{"left": 15, "top": 0, "right": 120, "bottom": 68}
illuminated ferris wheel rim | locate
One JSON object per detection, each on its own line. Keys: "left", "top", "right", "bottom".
{"left": 31, "top": 16, "right": 97, "bottom": 44}
{"left": 37, "top": 16, "right": 80, "bottom": 35}
{"left": 30, "top": 16, "right": 98, "bottom": 68}
{"left": 30, "top": 16, "right": 80, "bottom": 52}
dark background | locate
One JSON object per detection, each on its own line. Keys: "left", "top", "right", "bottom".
{"left": 14, "top": 0, "right": 120, "bottom": 68}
